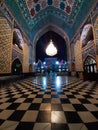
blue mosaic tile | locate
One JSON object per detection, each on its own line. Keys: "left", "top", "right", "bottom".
{"left": 47, "top": 0, "right": 53, "bottom": 6}
{"left": 60, "top": 2, "right": 65, "bottom": 10}
{"left": 35, "top": 4, "right": 40, "bottom": 12}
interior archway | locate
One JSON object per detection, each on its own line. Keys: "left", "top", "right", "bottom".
{"left": 32, "top": 24, "right": 70, "bottom": 64}
{"left": 80, "top": 24, "right": 94, "bottom": 47}
{"left": 84, "top": 56, "right": 97, "bottom": 73}
{"left": 12, "top": 59, "right": 22, "bottom": 75}
{"left": 13, "top": 28, "right": 23, "bottom": 50}
{"left": 36, "top": 31, "right": 67, "bottom": 62}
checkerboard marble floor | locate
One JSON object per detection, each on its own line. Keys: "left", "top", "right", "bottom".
{"left": 0, "top": 76, "right": 98, "bottom": 130}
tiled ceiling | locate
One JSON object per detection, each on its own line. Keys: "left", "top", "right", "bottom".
{"left": 4, "top": 0, "right": 97, "bottom": 41}
{"left": 11, "top": 0, "right": 84, "bottom": 27}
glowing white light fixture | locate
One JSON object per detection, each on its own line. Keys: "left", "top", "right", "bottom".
{"left": 43, "top": 62, "right": 46, "bottom": 65}
{"left": 56, "top": 61, "right": 59, "bottom": 65}
{"left": 45, "top": 39, "right": 57, "bottom": 56}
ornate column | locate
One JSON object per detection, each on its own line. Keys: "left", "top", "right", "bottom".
{"left": 74, "top": 38, "right": 83, "bottom": 79}
{"left": 23, "top": 39, "right": 30, "bottom": 73}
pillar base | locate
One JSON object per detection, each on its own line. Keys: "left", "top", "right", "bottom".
{"left": 76, "top": 71, "right": 84, "bottom": 80}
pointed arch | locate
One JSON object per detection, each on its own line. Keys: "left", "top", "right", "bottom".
{"left": 83, "top": 56, "right": 97, "bottom": 73}
{"left": 31, "top": 24, "right": 70, "bottom": 63}
{"left": 80, "top": 24, "right": 94, "bottom": 47}
{"left": 13, "top": 28, "right": 24, "bottom": 50}
{"left": 12, "top": 58, "right": 22, "bottom": 75}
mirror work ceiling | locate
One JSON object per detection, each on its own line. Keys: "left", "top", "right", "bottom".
{"left": 4, "top": 0, "right": 97, "bottom": 40}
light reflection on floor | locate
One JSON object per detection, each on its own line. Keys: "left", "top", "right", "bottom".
{"left": 0, "top": 75, "right": 98, "bottom": 130}
{"left": 34, "top": 75, "right": 76, "bottom": 88}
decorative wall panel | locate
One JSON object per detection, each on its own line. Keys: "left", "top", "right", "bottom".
{"left": 23, "top": 42, "right": 30, "bottom": 73}
{"left": 0, "top": 17, "right": 12, "bottom": 74}
{"left": 91, "top": 2, "right": 98, "bottom": 20}
{"left": 12, "top": 46, "right": 23, "bottom": 63}
{"left": 74, "top": 40, "right": 83, "bottom": 71}
{"left": 94, "top": 16, "right": 98, "bottom": 54}
{"left": 82, "top": 41, "right": 96, "bottom": 62}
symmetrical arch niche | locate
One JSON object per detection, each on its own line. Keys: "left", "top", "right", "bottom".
{"left": 12, "top": 58, "right": 22, "bottom": 75}
{"left": 80, "top": 24, "right": 94, "bottom": 47}
{"left": 13, "top": 28, "right": 23, "bottom": 50}
{"left": 32, "top": 24, "right": 70, "bottom": 64}
{"left": 84, "top": 56, "right": 97, "bottom": 73}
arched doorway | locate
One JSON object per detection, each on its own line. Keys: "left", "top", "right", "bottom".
{"left": 35, "top": 31, "right": 68, "bottom": 73}
{"left": 12, "top": 59, "right": 22, "bottom": 75}
{"left": 80, "top": 24, "right": 96, "bottom": 80}
{"left": 83, "top": 56, "right": 97, "bottom": 80}
{"left": 84, "top": 56, "right": 97, "bottom": 73}
{"left": 32, "top": 24, "right": 70, "bottom": 64}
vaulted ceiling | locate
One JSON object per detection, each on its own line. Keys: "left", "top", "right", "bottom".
{"left": 4, "top": 0, "right": 97, "bottom": 41}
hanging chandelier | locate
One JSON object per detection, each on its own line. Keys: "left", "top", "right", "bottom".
{"left": 45, "top": 39, "right": 57, "bottom": 56}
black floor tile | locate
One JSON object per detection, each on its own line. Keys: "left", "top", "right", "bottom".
{"left": 86, "top": 92, "right": 93, "bottom": 95}
{"left": 42, "top": 98, "right": 51, "bottom": 103}
{"left": 0, "top": 109, "right": 3, "bottom": 112}
{"left": 16, "top": 122, "right": 34, "bottom": 130}
{"left": 65, "top": 112, "right": 82, "bottom": 123}
{"left": 7, "top": 103, "right": 21, "bottom": 110}
{"left": 31, "top": 92, "right": 38, "bottom": 94}
{"left": 36, "top": 95, "right": 43, "bottom": 98}
{"left": 0, "top": 119, "right": 4, "bottom": 125}
{"left": 91, "top": 111, "right": 98, "bottom": 120}
{"left": 57, "top": 92, "right": 64, "bottom": 94}
{"left": 73, "top": 104, "right": 88, "bottom": 111}
{"left": 21, "top": 95, "right": 29, "bottom": 98}
{"left": 45, "top": 92, "right": 51, "bottom": 94}
{"left": 60, "top": 98, "right": 70, "bottom": 103}
{"left": 71, "top": 92, "right": 79, "bottom": 94}
{"left": 18, "top": 91, "right": 24, "bottom": 94}
{"left": 28, "top": 103, "right": 40, "bottom": 110}
{"left": 85, "top": 122, "right": 98, "bottom": 130}
{"left": 24, "top": 98, "right": 33, "bottom": 103}
{"left": 51, "top": 89, "right": 56, "bottom": 92}
{"left": 67, "top": 95, "right": 75, "bottom": 98}
{"left": 82, "top": 95, "right": 92, "bottom": 98}
{"left": 6, "top": 92, "right": 13, "bottom": 95}
{"left": 7, "top": 98, "right": 17, "bottom": 102}
{"left": 36, "top": 111, "right": 51, "bottom": 122}
{"left": 79, "top": 99, "right": 91, "bottom": 103}
{"left": 51, "top": 123, "right": 69, "bottom": 130}
{"left": 6, "top": 94, "right": 15, "bottom": 98}
{"left": 8, "top": 110, "right": 25, "bottom": 121}
{"left": 51, "top": 95, "right": 59, "bottom": 98}
{"left": 40, "top": 89, "right": 45, "bottom": 92}
{"left": 95, "top": 104, "right": 98, "bottom": 107}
